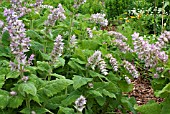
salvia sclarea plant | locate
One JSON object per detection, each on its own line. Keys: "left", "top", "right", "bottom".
{"left": 1, "top": 0, "right": 170, "bottom": 114}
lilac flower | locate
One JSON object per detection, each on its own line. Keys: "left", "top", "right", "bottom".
{"left": 70, "top": 34, "right": 77, "bottom": 46}
{"left": 31, "top": 111, "right": 36, "bottom": 114}
{"left": 123, "top": 60, "right": 139, "bottom": 78}
{"left": 74, "top": 95, "right": 87, "bottom": 112}
{"left": 10, "top": 91, "right": 17, "bottom": 96}
{"left": 90, "top": 13, "right": 108, "bottom": 26}
{"left": 28, "top": 54, "right": 35, "bottom": 65}
{"left": 0, "top": 20, "right": 4, "bottom": 28}
{"left": 132, "top": 32, "right": 168, "bottom": 68}
{"left": 9, "top": 0, "right": 31, "bottom": 18}
{"left": 21, "top": 76, "right": 29, "bottom": 82}
{"left": 106, "top": 54, "right": 118, "bottom": 71}
{"left": 87, "top": 28, "right": 93, "bottom": 38}
{"left": 30, "top": 0, "right": 43, "bottom": 7}
{"left": 125, "top": 76, "right": 131, "bottom": 84}
{"left": 73, "top": 0, "right": 86, "bottom": 9}
{"left": 87, "top": 50, "right": 102, "bottom": 70}
{"left": 154, "top": 73, "right": 159, "bottom": 78}
{"left": 40, "top": 5, "right": 53, "bottom": 9}
{"left": 108, "top": 31, "right": 127, "bottom": 41}
{"left": 45, "top": 4, "right": 66, "bottom": 26}
{"left": 155, "top": 31, "right": 170, "bottom": 48}
{"left": 114, "top": 39, "right": 133, "bottom": 53}
{"left": 87, "top": 50, "right": 108, "bottom": 75}
{"left": 51, "top": 35, "right": 64, "bottom": 60}
{"left": 9, "top": 61, "right": 17, "bottom": 71}
{"left": 4, "top": 8, "right": 31, "bottom": 71}
{"left": 98, "top": 59, "right": 108, "bottom": 75}
{"left": 156, "top": 67, "right": 164, "bottom": 73}
{"left": 88, "top": 83, "right": 93, "bottom": 88}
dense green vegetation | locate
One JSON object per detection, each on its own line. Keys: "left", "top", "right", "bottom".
{"left": 0, "top": 0, "right": 170, "bottom": 114}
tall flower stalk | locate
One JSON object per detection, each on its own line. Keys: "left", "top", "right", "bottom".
{"left": 87, "top": 50, "right": 108, "bottom": 75}
{"left": 45, "top": 4, "right": 66, "bottom": 26}
{"left": 51, "top": 35, "right": 64, "bottom": 62}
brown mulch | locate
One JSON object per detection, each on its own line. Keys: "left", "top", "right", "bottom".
{"left": 115, "top": 77, "right": 164, "bottom": 114}
{"left": 128, "top": 77, "right": 164, "bottom": 105}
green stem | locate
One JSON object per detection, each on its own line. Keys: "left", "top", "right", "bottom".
{"left": 30, "top": 19, "right": 33, "bottom": 30}
{"left": 26, "top": 94, "right": 30, "bottom": 110}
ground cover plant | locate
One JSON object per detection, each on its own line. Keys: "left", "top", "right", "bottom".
{"left": 0, "top": 0, "right": 170, "bottom": 114}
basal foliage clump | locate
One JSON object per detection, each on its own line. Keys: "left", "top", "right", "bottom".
{"left": 0, "top": 0, "right": 170, "bottom": 114}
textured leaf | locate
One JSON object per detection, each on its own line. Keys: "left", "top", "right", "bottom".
{"left": 37, "top": 61, "right": 52, "bottom": 73}
{"left": 1, "top": 30, "right": 10, "bottom": 46}
{"left": 31, "top": 41, "right": 44, "bottom": 51}
{"left": 0, "top": 90, "right": 9, "bottom": 109}
{"left": 6, "top": 71, "right": 20, "bottom": 79}
{"left": 46, "top": 95, "right": 67, "bottom": 109}
{"left": 50, "top": 73, "right": 65, "bottom": 79}
{"left": 0, "top": 74, "right": 5, "bottom": 88}
{"left": 8, "top": 95, "right": 24, "bottom": 108}
{"left": 53, "top": 57, "right": 65, "bottom": 68}
{"left": 87, "top": 90, "right": 103, "bottom": 97}
{"left": 89, "top": 70, "right": 109, "bottom": 81}
{"left": 70, "top": 58, "right": 86, "bottom": 64}
{"left": 102, "top": 89, "right": 116, "bottom": 98}
{"left": 80, "top": 40, "right": 99, "bottom": 50}
{"left": 43, "top": 79, "right": 73, "bottom": 97}
{"left": 68, "top": 60, "right": 85, "bottom": 71}
{"left": 135, "top": 102, "right": 161, "bottom": 114}
{"left": 58, "top": 106, "right": 74, "bottom": 114}
{"left": 121, "top": 97, "right": 137, "bottom": 114}
{"left": 61, "top": 90, "right": 81, "bottom": 106}
{"left": 20, "top": 107, "right": 51, "bottom": 114}
{"left": 73, "top": 75, "right": 93, "bottom": 89}
{"left": 155, "top": 83, "right": 170, "bottom": 98}
{"left": 0, "top": 46, "right": 10, "bottom": 57}
{"left": 39, "top": 51, "right": 51, "bottom": 61}
{"left": 95, "top": 97, "right": 106, "bottom": 106}
{"left": 26, "top": 30, "right": 41, "bottom": 40}
{"left": 18, "top": 82, "right": 37, "bottom": 96}
{"left": 161, "top": 96, "right": 170, "bottom": 114}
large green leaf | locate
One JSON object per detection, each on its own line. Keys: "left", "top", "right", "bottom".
{"left": 161, "top": 96, "right": 170, "bottom": 114}
{"left": 37, "top": 61, "right": 52, "bottom": 73}
{"left": 73, "top": 75, "right": 93, "bottom": 89}
{"left": 53, "top": 57, "right": 65, "bottom": 68}
{"left": 6, "top": 71, "right": 20, "bottom": 79}
{"left": 80, "top": 40, "right": 99, "bottom": 50}
{"left": 1, "top": 30, "right": 10, "bottom": 46}
{"left": 0, "top": 45, "right": 10, "bottom": 57}
{"left": 8, "top": 95, "right": 24, "bottom": 108}
{"left": 31, "top": 41, "right": 44, "bottom": 52}
{"left": 39, "top": 51, "right": 51, "bottom": 61}
{"left": 20, "top": 107, "right": 52, "bottom": 114}
{"left": 58, "top": 106, "right": 74, "bottom": 114}
{"left": 61, "top": 90, "right": 81, "bottom": 106}
{"left": 43, "top": 79, "right": 73, "bottom": 97}
{"left": 46, "top": 95, "right": 67, "bottom": 109}
{"left": 102, "top": 89, "right": 116, "bottom": 98}
{"left": 18, "top": 82, "right": 37, "bottom": 96}
{"left": 26, "top": 30, "right": 42, "bottom": 40}
{"left": 95, "top": 96, "right": 106, "bottom": 106}
{"left": 155, "top": 83, "right": 170, "bottom": 98}
{"left": 135, "top": 102, "right": 161, "bottom": 114}
{"left": 0, "top": 74, "right": 5, "bottom": 88}
{"left": 68, "top": 60, "right": 85, "bottom": 71}
{"left": 0, "top": 90, "right": 9, "bottom": 109}
{"left": 87, "top": 90, "right": 103, "bottom": 97}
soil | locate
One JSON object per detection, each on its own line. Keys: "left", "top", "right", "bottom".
{"left": 128, "top": 77, "right": 164, "bottom": 105}
{"left": 115, "top": 77, "right": 164, "bottom": 114}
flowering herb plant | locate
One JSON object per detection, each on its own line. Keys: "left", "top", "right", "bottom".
{"left": 0, "top": 0, "right": 170, "bottom": 114}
